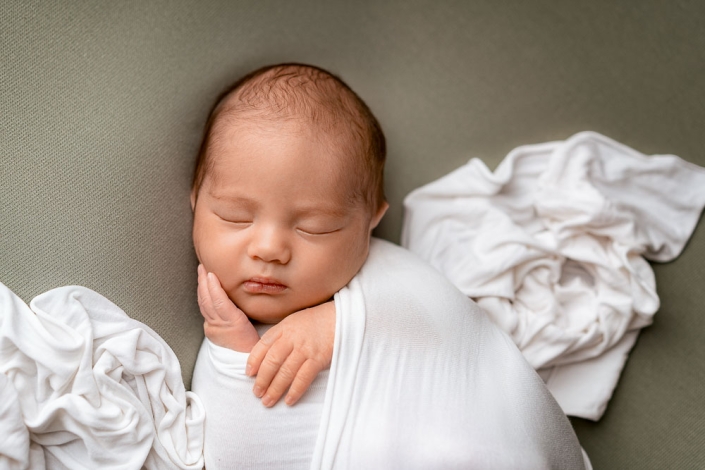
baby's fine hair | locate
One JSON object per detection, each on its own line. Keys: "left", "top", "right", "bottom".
{"left": 192, "top": 63, "right": 386, "bottom": 211}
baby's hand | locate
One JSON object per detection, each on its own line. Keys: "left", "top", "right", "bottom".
{"left": 197, "top": 265, "right": 260, "bottom": 353}
{"left": 248, "top": 301, "right": 335, "bottom": 408}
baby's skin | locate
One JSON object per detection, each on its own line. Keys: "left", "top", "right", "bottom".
{"left": 196, "top": 264, "right": 335, "bottom": 407}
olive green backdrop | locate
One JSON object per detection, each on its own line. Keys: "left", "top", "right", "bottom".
{"left": 2, "top": 1, "right": 704, "bottom": 468}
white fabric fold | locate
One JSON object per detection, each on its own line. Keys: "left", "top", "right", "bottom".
{"left": 401, "top": 131, "right": 705, "bottom": 420}
{"left": 313, "top": 239, "right": 588, "bottom": 468}
{"left": 0, "top": 283, "right": 204, "bottom": 469}
{"left": 194, "top": 239, "right": 589, "bottom": 469}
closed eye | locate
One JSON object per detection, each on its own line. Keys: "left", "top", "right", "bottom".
{"left": 217, "top": 216, "right": 252, "bottom": 226}
{"left": 296, "top": 227, "right": 341, "bottom": 236}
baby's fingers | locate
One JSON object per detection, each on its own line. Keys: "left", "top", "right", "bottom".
{"left": 260, "top": 352, "right": 307, "bottom": 407}
{"left": 251, "top": 338, "right": 293, "bottom": 399}
{"left": 197, "top": 265, "right": 217, "bottom": 322}
{"left": 246, "top": 327, "right": 282, "bottom": 376}
{"left": 283, "top": 360, "right": 320, "bottom": 406}
{"left": 206, "top": 272, "right": 239, "bottom": 320}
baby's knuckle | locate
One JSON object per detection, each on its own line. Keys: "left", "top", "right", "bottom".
{"left": 298, "top": 369, "right": 315, "bottom": 383}
{"left": 277, "top": 331, "right": 294, "bottom": 343}
{"left": 308, "top": 351, "right": 324, "bottom": 363}
{"left": 259, "top": 333, "right": 276, "bottom": 346}
{"left": 263, "top": 355, "right": 282, "bottom": 369}
{"left": 278, "top": 367, "right": 294, "bottom": 382}
{"left": 268, "top": 386, "right": 284, "bottom": 397}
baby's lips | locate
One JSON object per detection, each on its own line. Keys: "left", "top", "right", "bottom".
{"left": 243, "top": 279, "right": 288, "bottom": 294}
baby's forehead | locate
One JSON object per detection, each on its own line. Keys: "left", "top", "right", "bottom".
{"left": 208, "top": 117, "right": 362, "bottom": 201}
{"left": 213, "top": 113, "right": 359, "bottom": 171}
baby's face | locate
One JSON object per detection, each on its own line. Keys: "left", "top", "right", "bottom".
{"left": 192, "top": 119, "right": 385, "bottom": 324}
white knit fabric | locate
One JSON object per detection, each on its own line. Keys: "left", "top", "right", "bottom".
{"left": 0, "top": 283, "right": 204, "bottom": 469}
{"left": 193, "top": 239, "right": 589, "bottom": 469}
{"left": 192, "top": 339, "right": 329, "bottom": 469}
{"left": 401, "top": 131, "right": 705, "bottom": 420}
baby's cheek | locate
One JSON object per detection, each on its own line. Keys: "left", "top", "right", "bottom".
{"left": 306, "top": 262, "right": 348, "bottom": 302}
{"left": 197, "top": 234, "right": 236, "bottom": 278}
{"left": 212, "top": 267, "right": 239, "bottom": 293}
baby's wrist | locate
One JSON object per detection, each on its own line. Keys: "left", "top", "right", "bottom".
{"left": 204, "top": 322, "right": 259, "bottom": 353}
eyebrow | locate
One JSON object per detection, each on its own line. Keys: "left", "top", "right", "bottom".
{"left": 208, "top": 191, "right": 350, "bottom": 218}
{"left": 293, "top": 204, "right": 350, "bottom": 219}
{"left": 208, "top": 192, "right": 258, "bottom": 208}
{"left": 209, "top": 192, "right": 254, "bottom": 203}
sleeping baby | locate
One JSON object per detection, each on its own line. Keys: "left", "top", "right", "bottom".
{"left": 190, "top": 63, "right": 386, "bottom": 467}
{"left": 190, "top": 63, "right": 588, "bottom": 469}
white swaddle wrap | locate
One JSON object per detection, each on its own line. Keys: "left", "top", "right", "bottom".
{"left": 194, "top": 239, "right": 589, "bottom": 469}
{"left": 402, "top": 131, "right": 705, "bottom": 420}
{"left": 0, "top": 283, "right": 204, "bottom": 470}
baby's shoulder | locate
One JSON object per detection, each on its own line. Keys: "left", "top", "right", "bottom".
{"left": 355, "top": 238, "right": 485, "bottom": 324}
{"left": 363, "top": 238, "right": 462, "bottom": 294}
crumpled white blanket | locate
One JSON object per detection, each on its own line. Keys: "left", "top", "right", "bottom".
{"left": 0, "top": 283, "right": 204, "bottom": 470}
{"left": 402, "top": 131, "right": 705, "bottom": 420}
{"left": 194, "top": 238, "right": 590, "bottom": 469}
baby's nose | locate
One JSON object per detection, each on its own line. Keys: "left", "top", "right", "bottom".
{"left": 247, "top": 225, "right": 291, "bottom": 264}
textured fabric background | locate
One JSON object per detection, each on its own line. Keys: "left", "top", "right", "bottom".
{"left": 2, "top": 1, "right": 704, "bottom": 468}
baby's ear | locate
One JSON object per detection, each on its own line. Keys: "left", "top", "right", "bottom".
{"left": 190, "top": 190, "right": 197, "bottom": 211}
{"left": 370, "top": 201, "right": 389, "bottom": 230}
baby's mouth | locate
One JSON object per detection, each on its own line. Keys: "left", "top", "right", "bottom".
{"left": 243, "top": 277, "right": 288, "bottom": 294}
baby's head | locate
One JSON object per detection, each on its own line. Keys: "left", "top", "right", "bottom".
{"left": 191, "top": 64, "right": 388, "bottom": 323}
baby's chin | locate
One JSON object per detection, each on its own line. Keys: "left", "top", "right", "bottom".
{"left": 236, "top": 291, "right": 334, "bottom": 324}
{"left": 244, "top": 309, "right": 291, "bottom": 325}
{"left": 236, "top": 295, "right": 306, "bottom": 324}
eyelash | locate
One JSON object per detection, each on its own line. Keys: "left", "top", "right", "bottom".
{"left": 224, "top": 219, "right": 252, "bottom": 226}
{"left": 296, "top": 228, "right": 339, "bottom": 236}
{"left": 220, "top": 217, "right": 337, "bottom": 236}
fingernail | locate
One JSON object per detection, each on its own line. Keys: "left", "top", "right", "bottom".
{"left": 197, "top": 264, "right": 204, "bottom": 275}
{"left": 285, "top": 395, "right": 294, "bottom": 406}
{"left": 253, "top": 386, "right": 263, "bottom": 398}
{"left": 262, "top": 395, "right": 274, "bottom": 407}
{"left": 245, "top": 364, "right": 252, "bottom": 376}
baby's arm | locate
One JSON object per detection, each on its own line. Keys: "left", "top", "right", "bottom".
{"left": 196, "top": 265, "right": 335, "bottom": 407}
